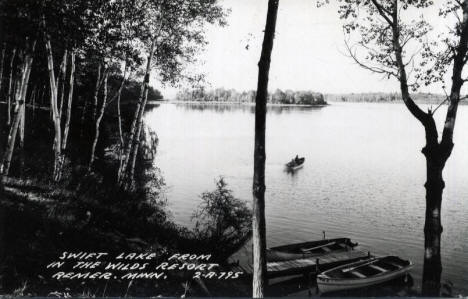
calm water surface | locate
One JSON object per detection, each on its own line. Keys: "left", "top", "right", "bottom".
{"left": 145, "top": 102, "right": 468, "bottom": 295}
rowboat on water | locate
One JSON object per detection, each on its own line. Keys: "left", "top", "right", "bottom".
{"left": 286, "top": 157, "right": 305, "bottom": 170}
{"left": 316, "top": 255, "right": 413, "bottom": 293}
{"left": 267, "top": 237, "right": 358, "bottom": 262}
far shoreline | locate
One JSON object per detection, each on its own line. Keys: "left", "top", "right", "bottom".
{"left": 164, "top": 100, "right": 329, "bottom": 107}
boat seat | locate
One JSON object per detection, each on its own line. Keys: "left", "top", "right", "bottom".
{"left": 369, "top": 265, "right": 388, "bottom": 273}
{"left": 322, "top": 246, "right": 332, "bottom": 252}
{"left": 300, "top": 241, "right": 335, "bottom": 253}
{"left": 386, "top": 262, "right": 403, "bottom": 269}
{"left": 350, "top": 271, "right": 366, "bottom": 278}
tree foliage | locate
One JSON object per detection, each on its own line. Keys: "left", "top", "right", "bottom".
{"left": 176, "top": 87, "right": 327, "bottom": 105}
{"left": 192, "top": 178, "right": 252, "bottom": 259}
{"left": 0, "top": 0, "right": 227, "bottom": 181}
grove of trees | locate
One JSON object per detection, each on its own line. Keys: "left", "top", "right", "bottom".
{"left": 176, "top": 87, "right": 327, "bottom": 105}
{"left": 0, "top": 0, "right": 226, "bottom": 188}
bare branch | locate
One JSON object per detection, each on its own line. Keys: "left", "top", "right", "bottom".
{"left": 389, "top": 0, "right": 434, "bottom": 138}
{"left": 431, "top": 89, "right": 450, "bottom": 115}
{"left": 441, "top": 0, "right": 468, "bottom": 147}
{"left": 344, "top": 37, "right": 398, "bottom": 78}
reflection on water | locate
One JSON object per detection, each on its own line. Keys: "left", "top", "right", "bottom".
{"left": 145, "top": 102, "right": 468, "bottom": 295}
{"left": 174, "top": 102, "right": 326, "bottom": 114}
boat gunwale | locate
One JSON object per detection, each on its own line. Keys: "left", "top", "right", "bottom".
{"left": 317, "top": 256, "right": 413, "bottom": 282}
{"left": 269, "top": 237, "right": 356, "bottom": 252}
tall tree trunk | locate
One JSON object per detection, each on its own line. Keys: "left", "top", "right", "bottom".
{"left": 117, "top": 85, "right": 124, "bottom": 162}
{"left": 421, "top": 149, "right": 444, "bottom": 296}
{"left": 62, "top": 51, "right": 75, "bottom": 151}
{"left": 0, "top": 45, "right": 34, "bottom": 180}
{"left": 127, "top": 75, "right": 151, "bottom": 185}
{"left": 6, "top": 48, "right": 16, "bottom": 126}
{"left": 31, "top": 86, "right": 36, "bottom": 114}
{"left": 19, "top": 102, "right": 25, "bottom": 148}
{"left": 252, "top": 0, "right": 279, "bottom": 297}
{"left": 31, "top": 85, "right": 37, "bottom": 120}
{"left": 92, "top": 64, "right": 101, "bottom": 121}
{"left": 44, "top": 37, "right": 63, "bottom": 181}
{"left": 88, "top": 72, "right": 108, "bottom": 171}
{"left": 1, "top": 73, "right": 24, "bottom": 179}
{"left": 384, "top": 1, "right": 468, "bottom": 294}
{"left": 126, "top": 121, "right": 143, "bottom": 186}
{"left": 0, "top": 44, "right": 5, "bottom": 102}
{"left": 116, "top": 65, "right": 128, "bottom": 166}
{"left": 118, "top": 39, "right": 155, "bottom": 185}
{"left": 57, "top": 50, "right": 68, "bottom": 120}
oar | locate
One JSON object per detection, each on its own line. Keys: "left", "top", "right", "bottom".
{"left": 301, "top": 241, "right": 336, "bottom": 253}
{"left": 342, "top": 257, "right": 378, "bottom": 273}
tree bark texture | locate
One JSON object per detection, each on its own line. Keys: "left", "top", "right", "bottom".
{"left": 92, "top": 64, "right": 101, "bottom": 121}
{"left": 44, "top": 36, "right": 63, "bottom": 181}
{"left": 252, "top": 0, "right": 279, "bottom": 297}
{"left": 0, "top": 45, "right": 34, "bottom": 180}
{"left": 62, "top": 51, "right": 75, "bottom": 151}
{"left": 119, "top": 39, "right": 155, "bottom": 186}
{"left": 57, "top": 49, "right": 68, "bottom": 120}
{"left": 88, "top": 72, "right": 108, "bottom": 171}
{"left": 380, "top": 0, "right": 468, "bottom": 295}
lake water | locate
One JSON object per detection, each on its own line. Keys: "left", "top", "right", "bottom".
{"left": 144, "top": 102, "right": 468, "bottom": 295}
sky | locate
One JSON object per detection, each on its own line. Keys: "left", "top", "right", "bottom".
{"left": 159, "top": 0, "right": 450, "bottom": 99}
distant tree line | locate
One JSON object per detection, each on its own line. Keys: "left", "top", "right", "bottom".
{"left": 325, "top": 92, "right": 452, "bottom": 105}
{"left": 176, "top": 87, "right": 327, "bottom": 105}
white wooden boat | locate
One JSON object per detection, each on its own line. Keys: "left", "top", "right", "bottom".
{"left": 316, "top": 256, "right": 413, "bottom": 293}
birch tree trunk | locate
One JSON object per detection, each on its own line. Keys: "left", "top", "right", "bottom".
{"left": 57, "top": 50, "right": 68, "bottom": 120}
{"left": 88, "top": 72, "right": 108, "bottom": 171}
{"left": 117, "top": 83, "right": 124, "bottom": 162}
{"left": 127, "top": 72, "right": 152, "bottom": 185}
{"left": 6, "top": 48, "right": 16, "bottom": 126}
{"left": 0, "top": 46, "right": 35, "bottom": 181}
{"left": 252, "top": 0, "right": 279, "bottom": 297}
{"left": 31, "top": 85, "right": 37, "bottom": 120}
{"left": 92, "top": 64, "right": 101, "bottom": 121}
{"left": 116, "top": 65, "right": 128, "bottom": 165}
{"left": 0, "top": 70, "right": 24, "bottom": 179}
{"left": 62, "top": 51, "right": 75, "bottom": 151}
{"left": 44, "top": 36, "right": 63, "bottom": 181}
{"left": 118, "top": 39, "right": 155, "bottom": 185}
{"left": 127, "top": 120, "right": 143, "bottom": 186}
{"left": 19, "top": 103, "right": 25, "bottom": 148}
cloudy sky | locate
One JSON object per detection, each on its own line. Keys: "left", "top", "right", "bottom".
{"left": 160, "top": 0, "right": 450, "bottom": 99}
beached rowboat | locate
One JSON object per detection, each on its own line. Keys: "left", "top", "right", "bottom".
{"left": 316, "top": 255, "right": 413, "bottom": 293}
